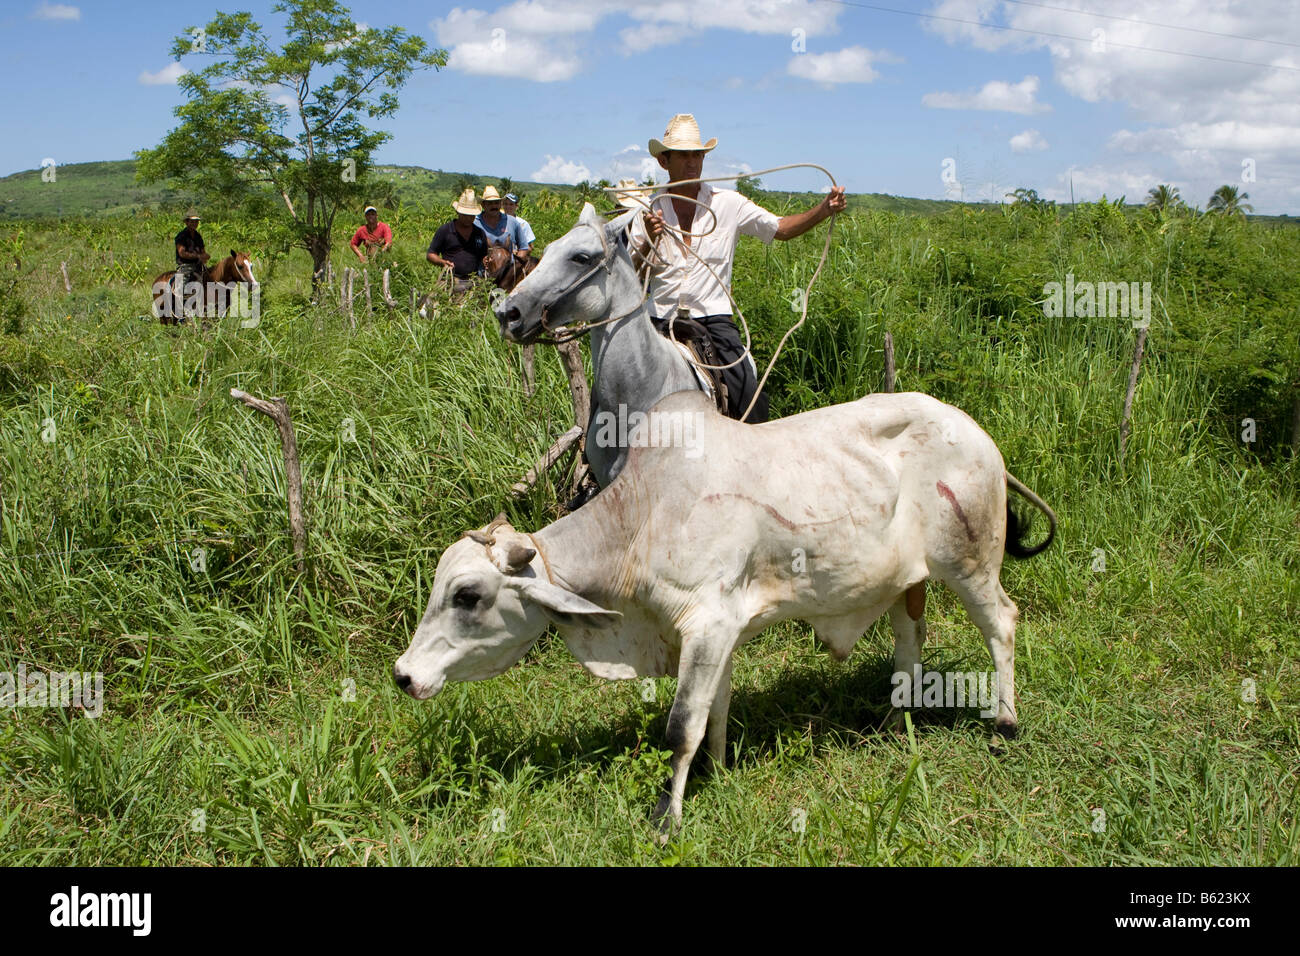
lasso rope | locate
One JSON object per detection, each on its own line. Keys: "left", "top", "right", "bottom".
{"left": 606, "top": 162, "right": 839, "bottom": 421}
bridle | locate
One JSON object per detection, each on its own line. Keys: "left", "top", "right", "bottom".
{"left": 532, "top": 222, "right": 642, "bottom": 345}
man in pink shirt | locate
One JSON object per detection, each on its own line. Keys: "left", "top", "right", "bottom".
{"left": 350, "top": 205, "right": 393, "bottom": 264}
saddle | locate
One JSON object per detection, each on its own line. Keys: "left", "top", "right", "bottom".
{"left": 655, "top": 314, "right": 729, "bottom": 415}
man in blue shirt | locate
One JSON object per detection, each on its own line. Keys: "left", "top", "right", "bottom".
{"left": 502, "top": 193, "right": 536, "bottom": 249}
{"left": 475, "top": 185, "right": 532, "bottom": 262}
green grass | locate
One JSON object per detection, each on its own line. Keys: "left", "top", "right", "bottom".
{"left": 0, "top": 195, "right": 1297, "bottom": 865}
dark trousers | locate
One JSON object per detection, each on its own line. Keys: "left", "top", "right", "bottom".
{"left": 652, "top": 313, "right": 769, "bottom": 423}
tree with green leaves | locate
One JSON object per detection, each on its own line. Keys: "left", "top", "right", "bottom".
{"left": 1144, "top": 183, "right": 1184, "bottom": 214}
{"left": 1005, "top": 187, "right": 1054, "bottom": 211}
{"left": 136, "top": 0, "right": 445, "bottom": 287}
{"left": 1207, "top": 184, "right": 1253, "bottom": 218}
{"left": 735, "top": 175, "right": 762, "bottom": 200}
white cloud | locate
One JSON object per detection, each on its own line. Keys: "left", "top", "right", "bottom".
{"left": 31, "top": 2, "right": 79, "bottom": 20}
{"left": 1009, "top": 129, "right": 1048, "bottom": 153}
{"left": 787, "top": 46, "right": 895, "bottom": 86}
{"left": 922, "top": 0, "right": 1300, "bottom": 211}
{"left": 139, "top": 62, "right": 188, "bottom": 86}
{"left": 923, "top": 75, "right": 1050, "bottom": 114}
{"left": 432, "top": 1, "right": 844, "bottom": 78}
{"left": 531, "top": 154, "right": 593, "bottom": 184}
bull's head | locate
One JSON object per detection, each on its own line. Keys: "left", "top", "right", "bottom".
{"left": 393, "top": 516, "right": 620, "bottom": 699}
{"left": 495, "top": 203, "right": 636, "bottom": 344}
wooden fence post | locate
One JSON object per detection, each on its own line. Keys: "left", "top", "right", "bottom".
{"left": 1119, "top": 326, "right": 1149, "bottom": 462}
{"left": 229, "top": 389, "right": 308, "bottom": 573}
{"left": 883, "top": 332, "right": 896, "bottom": 393}
{"left": 59, "top": 262, "right": 71, "bottom": 293}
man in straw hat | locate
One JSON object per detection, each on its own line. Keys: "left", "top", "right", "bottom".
{"left": 427, "top": 188, "right": 490, "bottom": 295}
{"left": 350, "top": 204, "right": 393, "bottom": 264}
{"left": 174, "top": 208, "right": 209, "bottom": 285}
{"left": 476, "top": 185, "right": 533, "bottom": 262}
{"left": 627, "top": 113, "right": 846, "bottom": 423}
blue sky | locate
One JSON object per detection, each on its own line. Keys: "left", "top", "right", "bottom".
{"left": 4, "top": 0, "right": 1298, "bottom": 212}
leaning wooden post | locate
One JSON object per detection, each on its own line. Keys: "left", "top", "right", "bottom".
{"left": 230, "top": 389, "right": 308, "bottom": 573}
{"left": 511, "top": 426, "right": 584, "bottom": 498}
{"left": 555, "top": 341, "right": 590, "bottom": 434}
{"left": 362, "top": 268, "right": 372, "bottom": 314}
{"left": 59, "top": 262, "right": 71, "bottom": 293}
{"left": 883, "top": 331, "right": 896, "bottom": 393}
{"left": 382, "top": 269, "right": 398, "bottom": 309}
{"left": 1118, "top": 326, "right": 1149, "bottom": 462}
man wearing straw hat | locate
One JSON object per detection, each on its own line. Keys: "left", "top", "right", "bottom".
{"left": 174, "top": 208, "right": 208, "bottom": 288}
{"left": 427, "top": 188, "right": 490, "bottom": 295}
{"left": 476, "top": 186, "right": 532, "bottom": 262}
{"left": 627, "top": 113, "right": 846, "bottom": 422}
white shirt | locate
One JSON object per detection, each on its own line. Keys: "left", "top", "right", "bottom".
{"left": 629, "top": 182, "right": 780, "bottom": 318}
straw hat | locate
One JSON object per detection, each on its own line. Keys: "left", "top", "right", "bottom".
{"left": 184, "top": 208, "right": 201, "bottom": 222}
{"left": 452, "top": 188, "right": 483, "bottom": 215}
{"left": 613, "top": 178, "right": 653, "bottom": 211}
{"left": 648, "top": 114, "right": 717, "bottom": 158}
{"left": 481, "top": 185, "right": 503, "bottom": 203}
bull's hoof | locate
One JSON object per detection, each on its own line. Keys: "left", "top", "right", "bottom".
{"left": 650, "top": 792, "right": 679, "bottom": 845}
{"left": 989, "top": 719, "right": 1018, "bottom": 754}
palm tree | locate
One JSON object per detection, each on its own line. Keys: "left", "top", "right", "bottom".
{"left": 1145, "top": 184, "right": 1183, "bottom": 213}
{"left": 1207, "top": 184, "right": 1253, "bottom": 217}
{"left": 497, "top": 176, "right": 514, "bottom": 196}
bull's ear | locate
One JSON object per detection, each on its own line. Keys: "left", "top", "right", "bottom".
{"left": 510, "top": 577, "right": 621, "bottom": 629}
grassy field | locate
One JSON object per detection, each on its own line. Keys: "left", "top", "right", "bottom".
{"left": 0, "top": 190, "right": 1297, "bottom": 865}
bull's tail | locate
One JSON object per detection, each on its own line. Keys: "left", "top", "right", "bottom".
{"left": 1004, "top": 472, "right": 1057, "bottom": 559}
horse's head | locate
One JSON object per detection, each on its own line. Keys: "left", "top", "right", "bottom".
{"left": 484, "top": 245, "right": 512, "bottom": 284}
{"left": 495, "top": 203, "right": 635, "bottom": 344}
{"left": 218, "top": 250, "right": 259, "bottom": 286}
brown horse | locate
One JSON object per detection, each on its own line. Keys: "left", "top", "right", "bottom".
{"left": 484, "top": 245, "right": 538, "bottom": 293}
{"left": 151, "top": 250, "right": 259, "bottom": 325}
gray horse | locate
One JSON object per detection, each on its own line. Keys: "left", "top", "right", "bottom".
{"left": 494, "top": 203, "right": 710, "bottom": 489}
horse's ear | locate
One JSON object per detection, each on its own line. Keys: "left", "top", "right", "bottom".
{"left": 230, "top": 249, "right": 237, "bottom": 258}
{"left": 605, "top": 210, "right": 636, "bottom": 248}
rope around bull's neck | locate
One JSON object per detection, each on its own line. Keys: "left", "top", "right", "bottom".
{"left": 607, "top": 162, "right": 839, "bottom": 422}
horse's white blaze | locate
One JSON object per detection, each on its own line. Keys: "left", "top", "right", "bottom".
{"left": 244, "top": 260, "right": 258, "bottom": 286}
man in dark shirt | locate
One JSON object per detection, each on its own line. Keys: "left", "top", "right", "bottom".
{"left": 172, "top": 209, "right": 209, "bottom": 319}
{"left": 426, "top": 189, "right": 489, "bottom": 295}
{"left": 175, "top": 209, "right": 208, "bottom": 276}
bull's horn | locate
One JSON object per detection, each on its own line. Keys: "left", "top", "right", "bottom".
{"left": 503, "top": 543, "right": 537, "bottom": 574}
{"left": 464, "top": 530, "right": 494, "bottom": 545}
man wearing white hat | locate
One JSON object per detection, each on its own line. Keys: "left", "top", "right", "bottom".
{"left": 427, "top": 188, "right": 490, "bottom": 294}
{"left": 350, "top": 205, "right": 393, "bottom": 264}
{"left": 628, "top": 113, "right": 846, "bottom": 422}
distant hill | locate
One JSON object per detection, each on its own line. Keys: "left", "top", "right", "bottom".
{"left": 1, "top": 159, "right": 1294, "bottom": 223}
{"left": 0, "top": 159, "right": 1003, "bottom": 221}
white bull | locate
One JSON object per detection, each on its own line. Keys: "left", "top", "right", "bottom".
{"left": 394, "top": 389, "right": 1056, "bottom": 830}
